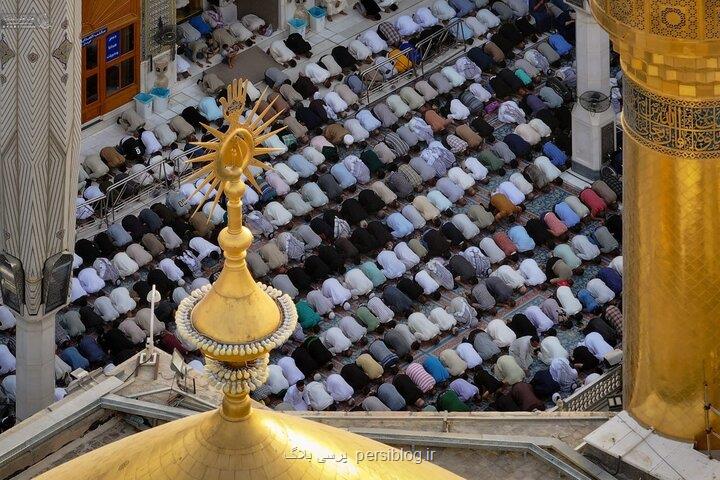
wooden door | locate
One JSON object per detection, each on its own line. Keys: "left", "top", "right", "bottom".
{"left": 81, "top": 0, "right": 141, "bottom": 123}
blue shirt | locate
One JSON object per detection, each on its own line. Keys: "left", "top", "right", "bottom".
{"left": 288, "top": 154, "right": 317, "bottom": 178}
{"left": 346, "top": 74, "right": 366, "bottom": 95}
{"left": 399, "top": 41, "right": 421, "bottom": 64}
{"left": 107, "top": 223, "right": 132, "bottom": 247}
{"left": 386, "top": 212, "right": 414, "bottom": 238}
{"left": 79, "top": 335, "right": 105, "bottom": 363}
{"left": 450, "top": 0, "right": 474, "bottom": 17}
{"left": 423, "top": 355, "right": 450, "bottom": 382}
{"left": 60, "top": 346, "right": 90, "bottom": 370}
{"left": 598, "top": 268, "right": 622, "bottom": 295}
{"left": 549, "top": 34, "right": 573, "bottom": 56}
{"left": 257, "top": 177, "right": 277, "bottom": 203}
{"left": 330, "top": 163, "right": 357, "bottom": 189}
{"left": 189, "top": 15, "right": 213, "bottom": 35}
{"left": 503, "top": 133, "right": 531, "bottom": 157}
{"left": 467, "top": 47, "right": 493, "bottom": 70}
{"left": 451, "top": 21, "right": 474, "bottom": 41}
{"left": 554, "top": 201, "right": 581, "bottom": 228}
{"left": 543, "top": 142, "right": 568, "bottom": 167}
{"left": 198, "top": 97, "right": 223, "bottom": 122}
{"left": 507, "top": 225, "right": 535, "bottom": 252}
{"left": 578, "top": 289, "right": 600, "bottom": 313}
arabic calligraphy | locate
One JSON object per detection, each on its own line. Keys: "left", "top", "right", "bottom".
{"left": 284, "top": 446, "right": 348, "bottom": 463}
{"left": 622, "top": 77, "right": 720, "bottom": 158}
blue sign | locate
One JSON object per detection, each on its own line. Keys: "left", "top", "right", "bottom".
{"left": 81, "top": 27, "right": 107, "bottom": 47}
{"left": 106, "top": 31, "right": 120, "bottom": 61}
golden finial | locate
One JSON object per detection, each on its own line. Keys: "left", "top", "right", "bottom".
{"left": 183, "top": 78, "right": 287, "bottom": 221}
{"left": 175, "top": 79, "right": 296, "bottom": 412}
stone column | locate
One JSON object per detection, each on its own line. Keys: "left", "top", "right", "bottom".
{"left": 570, "top": 7, "right": 615, "bottom": 180}
{"left": 15, "top": 315, "right": 57, "bottom": 417}
{"left": 590, "top": 0, "right": 720, "bottom": 447}
{"left": 0, "top": 1, "right": 81, "bottom": 419}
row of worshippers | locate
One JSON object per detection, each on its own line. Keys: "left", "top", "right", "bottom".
{"left": 254, "top": 275, "right": 622, "bottom": 412}
{"left": 71, "top": 0, "right": 584, "bottom": 410}
{"left": 232, "top": 18, "right": 582, "bottom": 263}
{"left": 251, "top": 249, "right": 621, "bottom": 412}
{"left": 78, "top": 10, "right": 281, "bottom": 220}
{"left": 238, "top": 2, "right": 600, "bottom": 412}
{"left": 64, "top": 197, "right": 237, "bottom": 378}
{"left": 70, "top": 13, "right": 570, "bottom": 392}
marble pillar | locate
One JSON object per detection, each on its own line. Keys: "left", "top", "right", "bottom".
{"left": 0, "top": 1, "right": 81, "bottom": 419}
{"left": 15, "top": 315, "right": 57, "bottom": 418}
{"left": 570, "top": 7, "right": 615, "bottom": 180}
{"left": 590, "top": 0, "right": 720, "bottom": 447}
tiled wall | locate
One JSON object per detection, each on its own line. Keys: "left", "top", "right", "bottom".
{"left": 142, "top": 0, "right": 177, "bottom": 58}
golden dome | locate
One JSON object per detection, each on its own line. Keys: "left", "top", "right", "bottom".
{"left": 38, "top": 80, "right": 463, "bottom": 480}
{"left": 37, "top": 394, "right": 460, "bottom": 479}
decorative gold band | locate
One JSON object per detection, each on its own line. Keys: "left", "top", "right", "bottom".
{"left": 622, "top": 77, "right": 720, "bottom": 158}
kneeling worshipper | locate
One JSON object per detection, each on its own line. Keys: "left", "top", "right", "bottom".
{"left": 586, "top": 278, "right": 616, "bottom": 305}
{"left": 511, "top": 382, "right": 545, "bottom": 412}
{"left": 494, "top": 354, "right": 525, "bottom": 385}
{"left": 524, "top": 305, "right": 554, "bottom": 333}
{"left": 355, "top": 352, "right": 383, "bottom": 382}
{"left": 369, "top": 340, "right": 400, "bottom": 371}
{"left": 509, "top": 335, "right": 540, "bottom": 371}
{"left": 321, "top": 278, "right": 352, "bottom": 308}
{"left": 518, "top": 258, "right": 546, "bottom": 286}
{"left": 406, "top": 362, "right": 436, "bottom": 393}
{"left": 423, "top": 355, "right": 451, "bottom": 383}
{"left": 485, "top": 318, "right": 516, "bottom": 348}
{"left": 408, "top": 312, "right": 441, "bottom": 341}
{"left": 378, "top": 383, "right": 406, "bottom": 411}
{"left": 556, "top": 286, "right": 583, "bottom": 318}
{"left": 437, "top": 390, "right": 471, "bottom": 412}
{"left": 325, "top": 373, "right": 355, "bottom": 403}
{"left": 296, "top": 300, "right": 321, "bottom": 330}
{"left": 393, "top": 374, "right": 426, "bottom": 408}
{"left": 321, "top": 327, "right": 353, "bottom": 355}
{"left": 303, "top": 375, "right": 335, "bottom": 411}
{"left": 550, "top": 357, "right": 578, "bottom": 393}
{"left": 539, "top": 333, "right": 569, "bottom": 365}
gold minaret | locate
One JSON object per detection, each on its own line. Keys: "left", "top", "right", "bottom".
{"left": 589, "top": 1, "right": 720, "bottom": 447}
{"left": 38, "top": 80, "right": 463, "bottom": 479}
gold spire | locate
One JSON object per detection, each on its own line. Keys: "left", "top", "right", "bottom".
{"left": 37, "top": 79, "right": 464, "bottom": 479}
{"left": 183, "top": 79, "right": 287, "bottom": 350}
{"left": 174, "top": 79, "right": 297, "bottom": 407}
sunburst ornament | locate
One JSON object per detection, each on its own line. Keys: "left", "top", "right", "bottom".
{"left": 183, "top": 78, "right": 287, "bottom": 219}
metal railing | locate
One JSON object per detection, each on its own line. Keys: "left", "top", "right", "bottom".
{"left": 359, "top": 19, "right": 468, "bottom": 104}
{"left": 76, "top": 142, "right": 217, "bottom": 239}
{"left": 551, "top": 366, "right": 622, "bottom": 412}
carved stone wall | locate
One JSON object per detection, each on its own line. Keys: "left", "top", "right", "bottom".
{"left": 0, "top": 0, "right": 81, "bottom": 315}
{"left": 0, "top": 0, "right": 82, "bottom": 419}
{"left": 142, "top": 0, "right": 176, "bottom": 58}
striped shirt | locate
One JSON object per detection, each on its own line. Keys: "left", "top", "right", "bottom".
{"left": 398, "top": 164, "right": 423, "bottom": 188}
{"left": 384, "top": 131, "right": 410, "bottom": 156}
{"left": 406, "top": 363, "right": 436, "bottom": 392}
